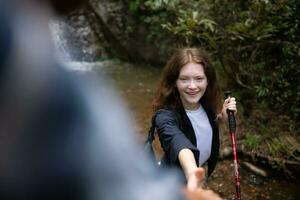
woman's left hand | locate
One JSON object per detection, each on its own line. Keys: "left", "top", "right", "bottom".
{"left": 219, "top": 97, "right": 237, "bottom": 123}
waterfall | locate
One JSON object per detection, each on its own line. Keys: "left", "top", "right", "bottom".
{"left": 49, "top": 20, "right": 73, "bottom": 62}
{"left": 49, "top": 19, "right": 98, "bottom": 72}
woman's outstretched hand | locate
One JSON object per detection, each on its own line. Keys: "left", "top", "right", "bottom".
{"left": 186, "top": 167, "right": 205, "bottom": 190}
{"left": 184, "top": 167, "right": 223, "bottom": 200}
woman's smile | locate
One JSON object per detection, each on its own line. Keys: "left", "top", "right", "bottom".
{"left": 186, "top": 91, "right": 199, "bottom": 95}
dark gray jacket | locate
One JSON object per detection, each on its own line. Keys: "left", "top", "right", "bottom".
{"left": 155, "top": 106, "right": 220, "bottom": 178}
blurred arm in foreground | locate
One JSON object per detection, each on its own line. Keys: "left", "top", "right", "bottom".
{"left": 0, "top": 1, "right": 222, "bottom": 200}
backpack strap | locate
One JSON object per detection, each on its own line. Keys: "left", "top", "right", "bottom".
{"left": 145, "top": 114, "right": 156, "bottom": 143}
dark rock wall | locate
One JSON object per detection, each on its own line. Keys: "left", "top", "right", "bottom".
{"left": 55, "top": 0, "right": 170, "bottom": 65}
{"left": 62, "top": 8, "right": 106, "bottom": 61}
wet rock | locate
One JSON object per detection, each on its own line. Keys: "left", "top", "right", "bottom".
{"left": 246, "top": 174, "right": 264, "bottom": 186}
{"left": 220, "top": 146, "right": 232, "bottom": 159}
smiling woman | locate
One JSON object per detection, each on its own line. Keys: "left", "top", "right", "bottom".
{"left": 151, "top": 47, "right": 237, "bottom": 189}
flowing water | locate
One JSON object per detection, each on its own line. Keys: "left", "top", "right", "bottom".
{"left": 76, "top": 60, "right": 298, "bottom": 200}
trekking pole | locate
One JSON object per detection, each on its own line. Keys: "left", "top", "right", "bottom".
{"left": 224, "top": 91, "right": 241, "bottom": 200}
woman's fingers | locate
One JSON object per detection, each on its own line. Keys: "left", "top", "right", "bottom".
{"left": 225, "top": 97, "right": 237, "bottom": 111}
{"left": 225, "top": 97, "right": 236, "bottom": 105}
{"left": 187, "top": 167, "right": 206, "bottom": 190}
{"left": 194, "top": 167, "right": 206, "bottom": 188}
{"left": 219, "top": 97, "right": 238, "bottom": 123}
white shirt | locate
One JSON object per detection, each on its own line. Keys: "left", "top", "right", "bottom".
{"left": 186, "top": 106, "right": 213, "bottom": 166}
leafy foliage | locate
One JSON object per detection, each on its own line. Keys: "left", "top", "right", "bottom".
{"left": 130, "top": 0, "right": 300, "bottom": 121}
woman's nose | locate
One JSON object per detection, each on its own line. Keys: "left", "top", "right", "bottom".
{"left": 188, "top": 80, "right": 197, "bottom": 89}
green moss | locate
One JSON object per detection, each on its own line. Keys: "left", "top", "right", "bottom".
{"left": 245, "top": 134, "right": 262, "bottom": 150}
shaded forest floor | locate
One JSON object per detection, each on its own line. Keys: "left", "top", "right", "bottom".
{"left": 230, "top": 108, "right": 300, "bottom": 179}
{"left": 208, "top": 159, "right": 299, "bottom": 200}
{"left": 150, "top": 111, "right": 300, "bottom": 199}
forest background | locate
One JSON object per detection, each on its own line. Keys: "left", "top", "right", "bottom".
{"left": 63, "top": 0, "right": 300, "bottom": 177}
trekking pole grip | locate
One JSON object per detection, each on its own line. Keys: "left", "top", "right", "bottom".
{"left": 224, "top": 91, "right": 236, "bottom": 133}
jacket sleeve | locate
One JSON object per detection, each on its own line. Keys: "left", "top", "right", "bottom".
{"left": 155, "top": 109, "right": 199, "bottom": 165}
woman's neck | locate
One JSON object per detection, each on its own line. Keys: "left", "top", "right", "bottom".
{"left": 183, "top": 103, "right": 201, "bottom": 111}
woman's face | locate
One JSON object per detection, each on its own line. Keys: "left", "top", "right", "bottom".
{"left": 176, "top": 62, "right": 208, "bottom": 110}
